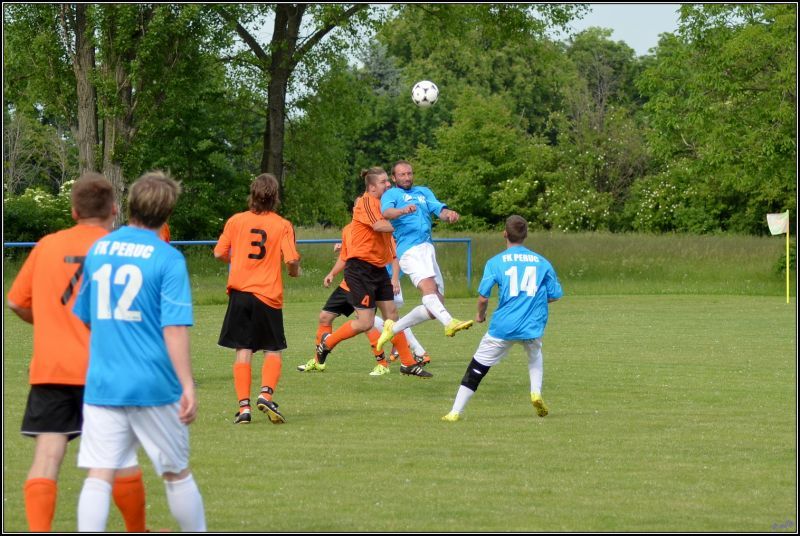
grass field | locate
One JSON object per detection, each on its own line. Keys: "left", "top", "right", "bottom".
{"left": 2, "top": 232, "right": 797, "bottom": 531}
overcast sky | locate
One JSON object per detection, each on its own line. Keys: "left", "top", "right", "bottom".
{"left": 563, "top": 3, "right": 683, "bottom": 56}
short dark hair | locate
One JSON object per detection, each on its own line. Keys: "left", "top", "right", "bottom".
{"left": 71, "top": 172, "right": 115, "bottom": 219}
{"left": 391, "top": 160, "right": 412, "bottom": 176}
{"left": 127, "top": 170, "right": 181, "bottom": 229}
{"left": 249, "top": 173, "right": 280, "bottom": 213}
{"left": 361, "top": 167, "right": 387, "bottom": 188}
{"left": 505, "top": 215, "right": 528, "bottom": 243}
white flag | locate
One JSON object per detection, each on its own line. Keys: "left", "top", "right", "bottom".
{"left": 767, "top": 211, "right": 789, "bottom": 235}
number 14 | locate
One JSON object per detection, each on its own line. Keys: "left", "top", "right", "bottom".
{"left": 505, "top": 265, "right": 537, "bottom": 297}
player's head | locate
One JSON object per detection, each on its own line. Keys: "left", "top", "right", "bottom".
{"left": 361, "top": 167, "right": 389, "bottom": 198}
{"left": 249, "top": 173, "right": 280, "bottom": 213}
{"left": 127, "top": 170, "right": 181, "bottom": 230}
{"left": 504, "top": 215, "right": 528, "bottom": 244}
{"left": 391, "top": 160, "right": 414, "bottom": 190}
{"left": 71, "top": 172, "right": 116, "bottom": 220}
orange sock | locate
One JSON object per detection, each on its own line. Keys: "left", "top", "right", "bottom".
{"left": 316, "top": 324, "right": 332, "bottom": 345}
{"left": 325, "top": 320, "right": 359, "bottom": 350}
{"left": 24, "top": 478, "right": 57, "bottom": 532}
{"left": 392, "top": 331, "right": 416, "bottom": 366}
{"left": 112, "top": 469, "right": 146, "bottom": 532}
{"left": 365, "top": 328, "right": 383, "bottom": 357}
{"left": 260, "top": 354, "right": 282, "bottom": 401}
{"left": 233, "top": 362, "right": 252, "bottom": 405}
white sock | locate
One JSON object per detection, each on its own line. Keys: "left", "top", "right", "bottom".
{"left": 165, "top": 473, "right": 207, "bottom": 532}
{"left": 528, "top": 345, "right": 544, "bottom": 394}
{"left": 421, "top": 294, "right": 453, "bottom": 326}
{"left": 78, "top": 478, "right": 112, "bottom": 531}
{"left": 394, "top": 304, "right": 433, "bottom": 332}
{"left": 372, "top": 315, "right": 384, "bottom": 331}
{"left": 403, "top": 328, "right": 425, "bottom": 356}
{"left": 450, "top": 385, "right": 475, "bottom": 414}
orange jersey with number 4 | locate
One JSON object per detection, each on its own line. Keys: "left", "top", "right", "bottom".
{"left": 7, "top": 224, "right": 109, "bottom": 385}
{"left": 214, "top": 211, "right": 300, "bottom": 308}
{"left": 347, "top": 193, "right": 395, "bottom": 267}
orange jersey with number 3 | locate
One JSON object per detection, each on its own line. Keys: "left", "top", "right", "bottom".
{"left": 347, "top": 193, "right": 395, "bottom": 267}
{"left": 214, "top": 210, "right": 300, "bottom": 308}
{"left": 7, "top": 224, "right": 109, "bottom": 385}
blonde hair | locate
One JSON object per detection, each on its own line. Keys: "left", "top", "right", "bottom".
{"left": 127, "top": 170, "right": 181, "bottom": 229}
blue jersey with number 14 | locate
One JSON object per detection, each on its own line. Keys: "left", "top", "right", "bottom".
{"left": 478, "top": 245, "right": 563, "bottom": 340}
{"left": 73, "top": 225, "right": 193, "bottom": 407}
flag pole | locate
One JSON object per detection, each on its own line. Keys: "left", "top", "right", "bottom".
{"left": 786, "top": 225, "right": 790, "bottom": 304}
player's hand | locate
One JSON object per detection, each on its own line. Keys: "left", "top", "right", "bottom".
{"left": 475, "top": 313, "right": 486, "bottom": 323}
{"left": 442, "top": 209, "right": 459, "bottom": 223}
{"left": 179, "top": 384, "right": 198, "bottom": 425}
{"left": 333, "top": 243, "right": 342, "bottom": 253}
{"left": 323, "top": 274, "right": 333, "bottom": 287}
{"left": 403, "top": 205, "right": 417, "bottom": 215}
{"left": 392, "top": 279, "right": 401, "bottom": 295}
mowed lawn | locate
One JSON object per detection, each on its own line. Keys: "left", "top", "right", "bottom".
{"left": 2, "top": 292, "right": 796, "bottom": 532}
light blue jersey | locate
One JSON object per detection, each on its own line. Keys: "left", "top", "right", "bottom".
{"left": 381, "top": 185, "right": 447, "bottom": 259}
{"left": 478, "top": 245, "right": 563, "bottom": 340}
{"left": 73, "top": 226, "right": 193, "bottom": 406}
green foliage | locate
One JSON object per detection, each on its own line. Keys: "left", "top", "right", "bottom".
{"left": 2, "top": 186, "right": 73, "bottom": 242}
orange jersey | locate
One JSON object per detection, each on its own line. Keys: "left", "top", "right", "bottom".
{"left": 347, "top": 193, "right": 395, "bottom": 267}
{"left": 158, "top": 222, "right": 171, "bottom": 242}
{"left": 338, "top": 224, "right": 352, "bottom": 292}
{"left": 214, "top": 210, "right": 300, "bottom": 308}
{"left": 7, "top": 224, "right": 109, "bottom": 385}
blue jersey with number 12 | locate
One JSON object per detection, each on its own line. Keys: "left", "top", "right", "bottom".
{"left": 478, "top": 245, "right": 563, "bottom": 340}
{"left": 73, "top": 225, "right": 193, "bottom": 406}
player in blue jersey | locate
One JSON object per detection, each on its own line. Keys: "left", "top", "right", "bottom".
{"left": 72, "top": 171, "right": 206, "bottom": 531}
{"left": 375, "top": 160, "right": 473, "bottom": 354}
{"left": 442, "top": 215, "right": 563, "bottom": 421}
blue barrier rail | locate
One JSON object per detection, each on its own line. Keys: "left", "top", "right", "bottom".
{"left": 4, "top": 238, "right": 473, "bottom": 290}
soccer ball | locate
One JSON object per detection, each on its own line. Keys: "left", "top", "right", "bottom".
{"left": 411, "top": 80, "right": 439, "bottom": 107}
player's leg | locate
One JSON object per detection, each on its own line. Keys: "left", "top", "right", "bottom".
{"left": 133, "top": 404, "right": 206, "bottom": 532}
{"left": 524, "top": 338, "right": 548, "bottom": 417}
{"left": 25, "top": 433, "right": 67, "bottom": 531}
{"left": 321, "top": 259, "right": 379, "bottom": 354}
{"left": 112, "top": 466, "right": 147, "bottom": 532}
{"left": 217, "top": 290, "right": 258, "bottom": 424}
{"left": 300, "top": 288, "right": 349, "bottom": 371}
{"left": 378, "top": 300, "right": 432, "bottom": 378}
{"left": 250, "top": 303, "right": 289, "bottom": 424}
{"left": 442, "top": 334, "right": 510, "bottom": 421}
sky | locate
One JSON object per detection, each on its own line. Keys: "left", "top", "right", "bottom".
{"left": 563, "top": 4, "right": 683, "bottom": 56}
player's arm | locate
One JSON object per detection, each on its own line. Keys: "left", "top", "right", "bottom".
{"left": 213, "top": 224, "right": 232, "bottom": 263}
{"left": 324, "top": 257, "right": 346, "bottom": 287}
{"left": 372, "top": 219, "right": 395, "bottom": 233}
{"left": 163, "top": 325, "right": 198, "bottom": 425}
{"left": 383, "top": 204, "right": 417, "bottom": 220}
{"left": 6, "top": 298, "right": 33, "bottom": 324}
{"left": 287, "top": 259, "right": 301, "bottom": 278}
{"left": 476, "top": 295, "right": 489, "bottom": 323}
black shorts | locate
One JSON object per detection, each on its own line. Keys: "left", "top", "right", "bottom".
{"left": 322, "top": 286, "right": 355, "bottom": 317}
{"left": 21, "top": 384, "right": 84, "bottom": 441}
{"left": 343, "top": 258, "right": 394, "bottom": 310}
{"left": 218, "top": 289, "right": 287, "bottom": 352}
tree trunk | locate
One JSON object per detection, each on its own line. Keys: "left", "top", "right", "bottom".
{"left": 262, "top": 3, "right": 306, "bottom": 200}
{"left": 70, "top": 4, "right": 99, "bottom": 174}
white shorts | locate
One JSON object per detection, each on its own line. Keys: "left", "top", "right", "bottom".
{"left": 398, "top": 242, "right": 444, "bottom": 295}
{"left": 78, "top": 403, "right": 190, "bottom": 476}
{"left": 473, "top": 333, "right": 543, "bottom": 367}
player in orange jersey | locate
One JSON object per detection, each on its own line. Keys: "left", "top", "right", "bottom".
{"left": 297, "top": 223, "right": 430, "bottom": 375}
{"left": 312, "top": 167, "right": 432, "bottom": 378}
{"left": 214, "top": 173, "right": 301, "bottom": 424}
{"left": 158, "top": 221, "right": 171, "bottom": 242}
{"left": 6, "top": 173, "right": 147, "bottom": 532}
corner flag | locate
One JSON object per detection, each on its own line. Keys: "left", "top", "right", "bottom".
{"left": 766, "top": 210, "right": 791, "bottom": 303}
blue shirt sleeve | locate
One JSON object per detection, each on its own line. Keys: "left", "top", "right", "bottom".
{"left": 419, "top": 187, "right": 446, "bottom": 217}
{"left": 160, "top": 250, "right": 193, "bottom": 327}
{"left": 477, "top": 260, "right": 497, "bottom": 298}
{"left": 544, "top": 265, "right": 563, "bottom": 301}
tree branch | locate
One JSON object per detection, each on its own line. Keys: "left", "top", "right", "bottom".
{"left": 292, "top": 4, "right": 369, "bottom": 68}
{"left": 216, "top": 7, "right": 270, "bottom": 70}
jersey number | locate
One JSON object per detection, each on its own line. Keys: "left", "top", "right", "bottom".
{"left": 61, "top": 255, "right": 86, "bottom": 304}
{"left": 249, "top": 228, "right": 267, "bottom": 259}
{"left": 92, "top": 264, "right": 143, "bottom": 322}
{"left": 505, "top": 266, "right": 537, "bottom": 297}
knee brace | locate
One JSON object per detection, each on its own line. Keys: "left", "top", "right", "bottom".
{"left": 460, "top": 358, "right": 491, "bottom": 392}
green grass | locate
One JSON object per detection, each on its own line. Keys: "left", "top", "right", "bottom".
{"left": 2, "top": 232, "right": 797, "bottom": 531}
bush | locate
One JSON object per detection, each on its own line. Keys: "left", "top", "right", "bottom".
{"left": 3, "top": 186, "right": 72, "bottom": 242}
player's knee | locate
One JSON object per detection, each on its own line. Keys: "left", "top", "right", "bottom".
{"left": 460, "top": 358, "right": 491, "bottom": 392}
